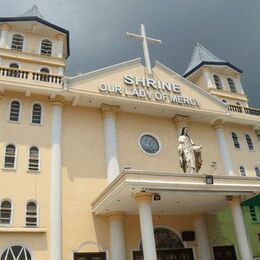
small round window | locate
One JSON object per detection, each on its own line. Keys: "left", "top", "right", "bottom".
{"left": 139, "top": 134, "right": 160, "bottom": 155}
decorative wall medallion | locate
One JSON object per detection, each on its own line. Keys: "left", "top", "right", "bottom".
{"left": 139, "top": 134, "right": 160, "bottom": 155}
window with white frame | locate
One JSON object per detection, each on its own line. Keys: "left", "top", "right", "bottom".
{"left": 4, "top": 144, "right": 16, "bottom": 169}
{"left": 213, "top": 74, "right": 222, "bottom": 89}
{"left": 255, "top": 167, "right": 260, "bottom": 177}
{"left": 31, "top": 103, "right": 42, "bottom": 124}
{"left": 28, "top": 146, "right": 39, "bottom": 171}
{"left": 227, "top": 78, "right": 237, "bottom": 93}
{"left": 245, "top": 134, "right": 254, "bottom": 150}
{"left": 239, "top": 166, "right": 246, "bottom": 176}
{"left": 26, "top": 201, "right": 38, "bottom": 227}
{"left": 9, "top": 100, "right": 21, "bottom": 122}
{"left": 41, "top": 39, "right": 52, "bottom": 56}
{"left": 231, "top": 132, "right": 240, "bottom": 149}
{"left": 0, "top": 245, "right": 32, "bottom": 260}
{"left": 249, "top": 206, "right": 259, "bottom": 223}
{"left": 0, "top": 200, "right": 12, "bottom": 225}
{"left": 11, "top": 34, "right": 24, "bottom": 51}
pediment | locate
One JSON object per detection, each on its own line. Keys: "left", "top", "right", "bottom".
{"left": 68, "top": 58, "right": 228, "bottom": 115}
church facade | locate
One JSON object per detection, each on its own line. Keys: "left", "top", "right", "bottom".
{"left": 0, "top": 6, "right": 259, "bottom": 260}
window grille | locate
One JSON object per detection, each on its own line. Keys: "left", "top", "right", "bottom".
{"left": 239, "top": 166, "right": 246, "bottom": 176}
{"left": 0, "top": 200, "right": 12, "bottom": 225}
{"left": 0, "top": 245, "right": 32, "bottom": 260}
{"left": 32, "top": 104, "right": 42, "bottom": 124}
{"left": 245, "top": 134, "right": 254, "bottom": 150}
{"left": 41, "top": 39, "right": 52, "bottom": 56}
{"left": 9, "top": 100, "right": 20, "bottom": 122}
{"left": 231, "top": 132, "right": 240, "bottom": 149}
{"left": 26, "top": 201, "right": 38, "bottom": 227}
{"left": 11, "top": 34, "right": 24, "bottom": 51}
{"left": 249, "top": 206, "right": 258, "bottom": 222}
{"left": 213, "top": 75, "right": 222, "bottom": 89}
{"left": 28, "top": 146, "right": 39, "bottom": 171}
{"left": 228, "top": 78, "right": 237, "bottom": 93}
{"left": 4, "top": 144, "right": 16, "bottom": 169}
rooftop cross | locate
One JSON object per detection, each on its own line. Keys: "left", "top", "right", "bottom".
{"left": 126, "top": 24, "right": 162, "bottom": 75}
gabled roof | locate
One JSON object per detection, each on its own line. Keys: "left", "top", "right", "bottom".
{"left": 0, "top": 5, "right": 70, "bottom": 58}
{"left": 183, "top": 43, "right": 242, "bottom": 77}
{"left": 19, "top": 5, "right": 44, "bottom": 20}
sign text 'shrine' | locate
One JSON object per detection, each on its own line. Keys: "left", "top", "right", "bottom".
{"left": 98, "top": 75, "right": 200, "bottom": 107}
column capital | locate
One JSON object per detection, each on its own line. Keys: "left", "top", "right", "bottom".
{"left": 0, "top": 23, "right": 10, "bottom": 31}
{"left": 173, "top": 115, "right": 190, "bottom": 129}
{"left": 107, "top": 211, "right": 126, "bottom": 220}
{"left": 226, "top": 195, "right": 241, "bottom": 203}
{"left": 101, "top": 104, "right": 120, "bottom": 118}
{"left": 211, "top": 119, "right": 225, "bottom": 129}
{"left": 191, "top": 212, "right": 207, "bottom": 220}
{"left": 134, "top": 192, "right": 153, "bottom": 203}
{"left": 0, "top": 91, "right": 4, "bottom": 99}
{"left": 50, "top": 95, "right": 65, "bottom": 107}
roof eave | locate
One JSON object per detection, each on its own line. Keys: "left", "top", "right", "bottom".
{"left": 183, "top": 61, "right": 243, "bottom": 78}
{"left": 0, "top": 16, "right": 70, "bottom": 58}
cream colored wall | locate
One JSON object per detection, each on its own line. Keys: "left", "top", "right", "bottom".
{"left": 0, "top": 92, "right": 52, "bottom": 259}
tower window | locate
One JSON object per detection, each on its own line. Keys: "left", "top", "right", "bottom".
{"left": 0, "top": 200, "right": 12, "bottom": 225}
{"left": 239, "top": 166, "right": 246, "bottom": 176}
{"left": 32, "top": 103, "right": 42, "bottom": 124}
{"left": 9, "top": 100, "right": 21, "bottom": 122}
{"left": 213, "top": 74, "right": 222, "bottom": 89}
{"left": 231, "top": 132, "right": 240, "bottom": 149}
{"left": 228, "top": 78, "right": 237, "bottom": 93}
{"left": 26, "top": 201, "right": 38, "bottom": 227}
{"left": 41, "top": 39, "right": 52, "bottom": 56}
{"left": 245, "top": 134, "right": 254, "bottom": 150}
{"left": 255, "top": 166, "right": 260, "bottom": 177}
{"left": 11, "top": 34, "right": 24, "bottom": 51}
{"left": 4, "top": 144, "right": 16, "bottom": 169}
{"left": 28, "top": 146, "right": 40, "bottom": 171}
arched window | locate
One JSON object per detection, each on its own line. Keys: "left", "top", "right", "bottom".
{"left": 4, "top": 144, "right": 16, "bottom": 169}
{"left": 31, "top": 103, "right": 42, "bottom": 124}
{"left": 245, "top": 134, "right": 254, "bottom": 150}
{"left": 41, "top": 39, "right": 52, "bottom": 56}
{"left": 0, "top": 200, "right": 12, "bottom": 225}
{"left": 9, "top": 63, "right": 20, "bottom": 78}
{"left": 0, "top": 245, "right": 32, "bottom": 260}
{"left": 26, "top": 201, "right": 38, "bottom": 227}
{"left": 239, "top": 166, "right": 246, "bottom": 176}
{"left": 9, "top": 100, "right": 21, "bottom": 122}
{"left": 222, "top": 99, "right": 228, "bottom": 104}
{"left": 9, "top": 63, "right": 19, "bottom": 69}
{"left": 40, "top": 67, "right": 50, "bottom": 74}
{"left": 236, "top": 102, "right": 241, "bottom": 106}
{"left": 255, "top": 167, "right": 260, "bottom": 177}
{"left": 228, "top": 78, "right": 237, "bottom": 93}
{"left": 231, "top": 132, "right": 240, "bottom": 149}
{"left": 28, "top": 146, "right": 39, "bottom": 171}
{"left": 213, "top": 74, "right": 222, "bottom": 89}
{"left": 40, "top": 68, "right": 50, "bottom": 82}
{"left": 11, "top": 34, "right": 24, "bottom": 51}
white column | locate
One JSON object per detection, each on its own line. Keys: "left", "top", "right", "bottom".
{"left": 202, "top": 67, "right": 213, "bottom": 89}
{"left": 234, "top": 74, "right": 244, "bottom": 94}
{"left": 135, "top": 193, "right": 157, "bottom": 260}
{"left": 108, "top": 212, "right": 127, "bottom": 260}
{"left": 0, "top": 24, "right": 10, "bottom": 48}
{"left": 228, "top": 196, "right": 252, "bottom": 260}
{"left": 56, "top": 34, "right": 65, "bottom": 58}
{"left": 102, "top": 105, "right": 120, "bottom": 183}
{"left": 57, "top": 66, "right": 65, "bottom": 76}
{"left": 193, "top": 214, "right": 212, "bottom": 260}
{"left": 0, "top": 57, "right": 2, "bottom": 66}
{"left": 49, "top": 96, "right": 64, "bottom": 260}
{"left": 214, "top": 124, "right": 234, "bottom": 176}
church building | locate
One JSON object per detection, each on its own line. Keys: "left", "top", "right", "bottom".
{"left": 0, "top": 5, "right": 259, "bottom": 260}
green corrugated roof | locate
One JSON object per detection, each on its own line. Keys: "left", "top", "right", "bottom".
{"left": 241, "top": 195, "right": 260, "bottom": 207}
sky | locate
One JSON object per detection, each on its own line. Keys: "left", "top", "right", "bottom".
{"left": 1, "top": 0, "right": 260, "bottom": 107}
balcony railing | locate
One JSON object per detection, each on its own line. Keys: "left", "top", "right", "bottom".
{"left": 228, "top": 104, "right": 260, "bottom": 117}
{"left": 0, "top": 67, "right": 63, "bottom": 84}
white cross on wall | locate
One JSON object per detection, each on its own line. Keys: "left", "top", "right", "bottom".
{"left": 126, "top": 24, "right": 162, "bottom": 75}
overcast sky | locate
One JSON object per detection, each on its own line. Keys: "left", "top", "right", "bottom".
{"left": 1, "top": 0, "right": 260, "bottom": 107}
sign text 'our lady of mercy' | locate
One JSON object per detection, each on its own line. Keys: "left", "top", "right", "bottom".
{"left": 99, "top": 75, "right": 200, "bottom": 107}
{"left": 98, "top": 25, "right": 199, "bottom": 107}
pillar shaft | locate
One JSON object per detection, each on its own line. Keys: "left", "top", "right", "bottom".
{"left": 56, "top": 34, "right": 65, "bottom": 58}
{"left": 135, "top": 193, "right": 157, "bottom": 260}
{"left": 108, "top": 212, "right": 127, "bottom": 260}
{"left": 228, "top": 197, "right": 252, "bottom": 260}
{"left": 50, "top": 98, "right": 63, "bottom": 260}
{"left": 0, "top": 24, "right": 9, "bottom": 48}
{"left": 193, "top": 214, "right": 211, "bottom": 260}
{"left": 102, "top": 105, "right": 120, "bottom": 183}
{"left": 214, "top": 125, "right": 234, "bottom": 176}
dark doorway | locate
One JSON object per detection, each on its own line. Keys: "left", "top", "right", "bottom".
{"left": 213, "top": 246, "right": 237, "bottom": 260}
{"left": 133, "top": 248, "right": 194, "bottom": 260}
{"left": 74, "top": 252, "right": 106, "bottom": 260}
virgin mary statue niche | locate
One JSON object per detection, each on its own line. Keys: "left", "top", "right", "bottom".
{"left": 178, "top": 127, "right": 202, "bottom": 174}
